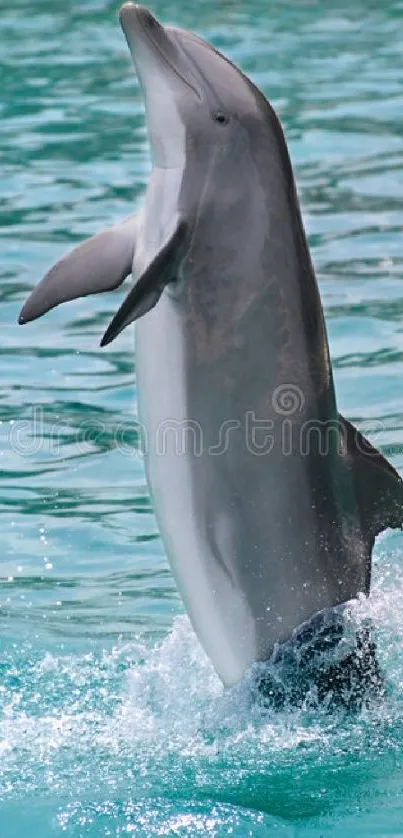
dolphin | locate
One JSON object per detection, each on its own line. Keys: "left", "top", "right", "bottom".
{"left": 19, "top": 4, "right": 403, "bottom": 690}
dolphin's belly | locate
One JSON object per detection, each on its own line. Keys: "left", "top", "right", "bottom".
{"left": 136, "top": 296, "right": 256, "bottom": 684}
{"left": 135, "top": 294, "right": 364, "bottom": 686}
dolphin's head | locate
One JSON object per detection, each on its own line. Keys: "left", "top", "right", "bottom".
{"left": 119, "top": 4, "right": 265, "bottom": 169}
{"left": 19, "top": 4, "right": 295, "bottom": 341}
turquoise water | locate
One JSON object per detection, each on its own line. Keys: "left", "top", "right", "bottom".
{"left": 2, "top": 0, "right": 403, "bottom": 834}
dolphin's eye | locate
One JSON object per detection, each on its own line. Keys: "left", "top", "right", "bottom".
{"left": 212, "top": 111, "right": 230, "bottom": 126}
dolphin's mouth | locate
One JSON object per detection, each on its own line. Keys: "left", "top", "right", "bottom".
{"left": 119, "top": 3, "right": 201, "bottom": 101}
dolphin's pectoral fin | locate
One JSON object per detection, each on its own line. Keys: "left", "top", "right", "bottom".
{"left": 340, "top": 413, "right": 403, "bottom": 564}
{"left": 18, "top": 214, "right": 139, "bottom": 325}
{"left": 101, "top": 218, "right": 188, "bottom": 347}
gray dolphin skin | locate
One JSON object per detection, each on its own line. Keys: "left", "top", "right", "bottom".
{"left": 19, "top": 4, "right": 403, "bottom": 688}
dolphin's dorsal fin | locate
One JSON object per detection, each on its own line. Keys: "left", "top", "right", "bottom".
{"left": 101, "top": 217, "right": 188, "bottom": 346}
{"left": 18, "top": 213, "right": 140, "bottom": 325}
{"left": 340, "top": 414, "right": 403, "bottom": 570}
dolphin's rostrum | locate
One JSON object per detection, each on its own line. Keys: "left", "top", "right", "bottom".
{"left": 19, "top": 4, "right": 403, "bottom": 693}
